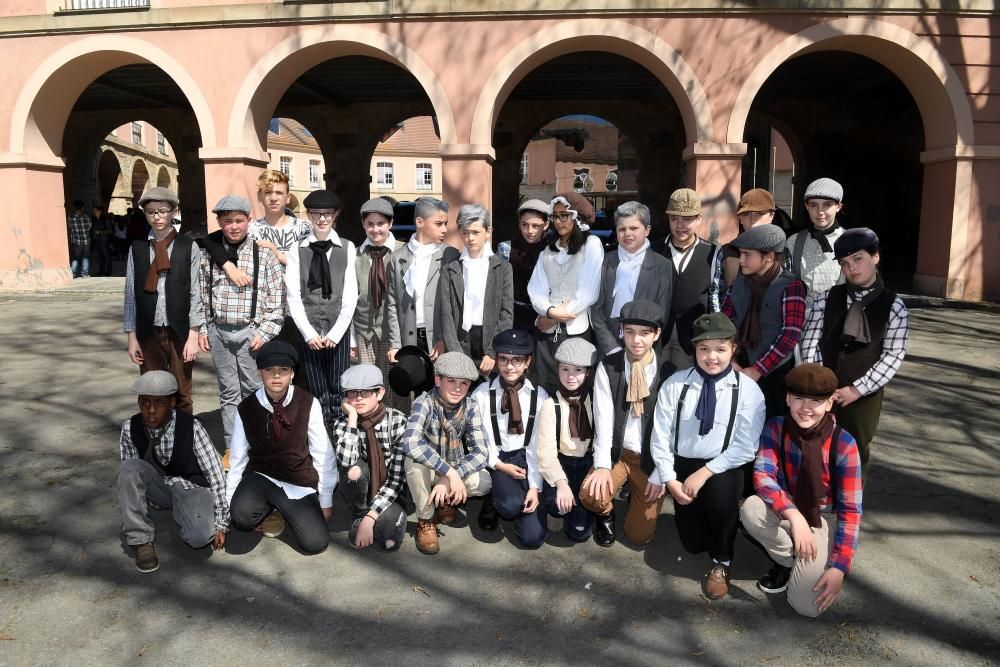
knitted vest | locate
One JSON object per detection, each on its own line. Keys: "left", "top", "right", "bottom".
{"left": 602, "top": 350, "right": 675, "bottom": 474}
{"left": 238, "top": 389, "right": 319, "bottom": 489}
{"left": 297, "top": 243, "right": 350, "bottom": 342}
{"left": 130, "top": 411, "right": 208, "bottom": 487}
{"left": 727, "top": 270, "right": 796, "bottom": 365}
{"left": 818, "top": 283, "right": 895, "bottom": 387}
{"left": 131, "top": 235, "right": 193, "bottom": 342}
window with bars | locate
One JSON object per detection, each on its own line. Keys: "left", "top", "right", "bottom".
{"left": 415, "top": 163, "right": 433, "bottom": 191}
{"left": 376, "top": 162, "right": 394, "bottom": 189}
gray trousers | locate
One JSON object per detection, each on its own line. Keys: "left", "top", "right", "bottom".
{"left": 118, "top": 458, "right": 216, "bottom": 548}
{"left": 208, "top": 323, "right": 261, "bottom": 446}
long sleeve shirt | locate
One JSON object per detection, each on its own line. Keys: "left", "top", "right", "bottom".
{"left": 67, "top": 211, "right": 91, "bottom": 245}
{"left": 754, "top": 416, "right": 863, "bottom": 574}
{"left": 785, "top": 228, "right": 846, "bottom": 307}
{"left": 721, "top": 279, "right": 807, "bottom": 376}
{"left": 649, "top": 368, "right": 766, "bottom": 484}
{"left": 799, "top": 288, "right": 910, "bottom": 396}
{"left": 535, "top": 393, "right": 594, "bottom": 486}
{"left": 331, "top": 408, "right": 408, "bottom": 517}
{"left": 527, "top": 235, "right": 604, "bottom": 335}
{"left": 199, "top": 239, "right": 285, "bottom": 341}
{"left": 472, "top": 378, "right": 548, "bottom": 490}
{"left": 119, "top": 411, "right": 229, "bottom": 532}
{"left": 284, "top": 231, "right": 359, "bottom": 344}
{"left": 123, "top": 233, "right": 203, "bottom": 333}
{"left": 592, "top": 353, "right": 661, "bottom": 484}
{"left": 225, "top": 387, "right": 338, "bottom": 509}
{"left": 402, "top": 392, "right": 489, "bottom": 480}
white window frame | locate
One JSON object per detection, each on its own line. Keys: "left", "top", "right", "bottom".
{"left": 376, "top": 161, "right": 395, "bottom": 189}
{"left": 415, "top": 162, "right": 433, "bottom": 191}
{"left": 279, "top": 156, "right": 293, "bottom": 187}
{"left": 308, "top": 160, "right": 321, "bottom": 187}
{"left": 520, "top": 153, "right": 529, "bottom": 184}
{"left": 131, "top": 122, "right": 142, "bottom": 145}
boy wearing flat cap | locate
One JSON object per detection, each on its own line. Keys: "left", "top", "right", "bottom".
{"left": 123, "top": 186, "right": 202, "bottom": 415}
{"left": 799, "top": 227, "right": 909, "bottom": 479}
{"left": 331, "top": 364, "right": 409, "bottom": 551}
{"left": 786, "top": 178, "right": 847, "bottom": 307}
{"left": 721, "top": 223, "right": 806, "bottom": 419}
{"left": 118, "top": 371, "right": 228, "bottom": 573}
{"left": 741, "top": 363, "right": 863, "bottom": 618}
{"left": 284, "top": 190, "right": 358, "bottom": 431}
{"left": 403, "top": 351, "right": 492, "bottom": 554}
{"left": 226, "top": 340, "right": 337, "bottom": 554}
{"left": 472, "top": 329, "right": 549, "bottom": 548}
{"left": 498, "top": 199, "right": 551, "bottom": 332}
{"left": 580, "top": 299, "right": 676, "bottom": 547}
{"left": 650, "top": 313, "right": 766, "bottom": 598}
{"left": 198, "top": 195, "right": 285, "bottom": 466}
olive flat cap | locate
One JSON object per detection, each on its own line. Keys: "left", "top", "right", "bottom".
{"left": 834, "top": 227, "right": 879, "bottom": 259}
{"left": 131, "top": 370, "right": 178, "bottom": 396}
{"left": 138, "top": 187, "right": 179, "bottom": 208}
{"left": 690, "top": 312, "right": 737, "bottom": 343}
{"left": 619, "top": 299, "right": 665, "bottom": 330}
{"left": 211, "top": 194, "right": 252, "bottom": 215}
{"left": 303, "top": 190, "right": 341, "bottom": 210}
{"left": 554, "top": 337, "right": 598, "bottom": 368}
{"left": 341, "top": 364, "right": 384, "bottom": 391}
{"left": 665, "top": 188, "right": 702, "bottom": 217}
{"left": 785, "top": 363, "right": 838, "bottom": 399}
{"left": 361, "top": 197, "right": 394, "bottom": 219}
{"left": 731, "top": 224, "right": 786, "bottom": 253}
{"left": 434, "top": 351, "right": 480, "bottom": 381}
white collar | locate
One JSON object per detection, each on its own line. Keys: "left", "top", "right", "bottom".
{"left": 256, "top": 385, "right": 295, "bottom": 411}
{"left": 490, "top": 376, "right": 534, "bottom": 392}
{"left": 618, "top": 240, "right": 650, "bottom": 262}
{"left": 360, "top": 232, "right": 397, "bottom": 251}
{"left": 300, "top": 230, "right": 342, "bottom": 247}
{"left": 461, "top": 246, "right": 493, "bottom": 262}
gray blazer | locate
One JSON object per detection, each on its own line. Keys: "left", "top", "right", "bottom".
{"left": 386, "top": 242, "right": 461, "bottom": 350}
{"left": 353, "top": 239, "right": 404, "bottom": 343}
{"left": 590, "top": 247, "right": 674, "bottom": 356}
{"left": 438, "top": 255, "right": 514, "bottom": 359}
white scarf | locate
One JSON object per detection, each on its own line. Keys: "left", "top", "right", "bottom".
{"left": 461, "top": 246, "right": 493, "bottom": 330}
{"left": 404, "top": 236, "right": 441, "bottom": 299}
{"left": 611, "top": 240, "right": 649, "bottom": 317}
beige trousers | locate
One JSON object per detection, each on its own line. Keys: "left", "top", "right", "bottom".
{"left": 404, "top": 458, "right": 492, "bottom": 520}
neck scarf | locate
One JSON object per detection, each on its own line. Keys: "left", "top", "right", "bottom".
{"left": 843, "top": 273, "right": 885, "bottom": 346}
{"left": 225, "top": 236, "right": 248, "bottom": 264}
{"left": 404, "top": 237, "right": 440, "bottom": 298}
{"left": 560, "top": 384, "right": 593, "bottom": 440}
{"left": 365, "top": 245, "right": 390, "bottom": 308}
{"left": 738, "top": 260, "right": 782, "bottom": 353}
{"left": 509, "top": 233, "right": 547, "bottom": 276}
{"left": 431, "top": 389, "right": 467, "bottom": 463}
{"left": 693, "top": 364, "right": 734, "bottom": 436}
{"left": 499, "top": 375, "right": 525, "bottom": 434}
{"left": 358, "top": 402, "right": 388, "bottom": 502}
{"left": 809, "top": 222, "right": 840, "bottom": 253}
{"left": 786, "top": 413, "right": 836, "bottom": 528}
{"left": 145, "top": 228, "right": 177, "bottom": 293}
{"left": 626, "top": 350, "right": 655, "bottom": 417}
{"left": 307, "top": 239, "right": 334, "bottom": 299}
{"left": 268, "top": 392, "right": 293, "bottom": 442}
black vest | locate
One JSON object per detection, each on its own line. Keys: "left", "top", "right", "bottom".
{"left": 132, "top": 235, "right": 194, "bottom": 342}
{"left": 130, "top": 410, "right": 208, "bottom": 487}
{"left": 238, "top": 389, "right": 319, "bottom": 489}
{"left": 663, "top": 240, "right": 716, "bottom": 352}
{"left": 819, "top": 284, "right": 895, "bottom": 386}
{"left": 602, "top": 350, "right": 676, "bottom": 474}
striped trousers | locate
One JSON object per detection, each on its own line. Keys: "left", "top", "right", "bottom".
{"left": 303, "top": 340, "right": 351, "bottom": 434}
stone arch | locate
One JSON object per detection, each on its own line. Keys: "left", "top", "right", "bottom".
{"left": 97, "top": 149, "right": 123, "bottom": 206}
{"left": 470, "top": 19, "right": 714, "bottom": 150}
{"left": 130, "top": 159, "right": 150, "bottom": 203}
{"left": 156, "top": 165, "right": 171, "bottom": 189}
{"left": 227, "top": 25, "right": 457, "bottom": 156}
{"left": 725, "top": 18, "right": 974, "bottom": 150}
{"left": 10, "top": 35, "right": 216, "bottom": 160}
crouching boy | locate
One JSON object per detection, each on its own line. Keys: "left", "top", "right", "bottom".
{"left": 332, "top": 364, "right": 409, "bottom": 551}
{"left": 118, "top": 371, "right": 228, "bottom": 573}
{"left": 226, "top": 341, "right": 337, "bottom": 555}
{"left": 741, "top": 363, "right": 863, "bottom": 617}
{"left": 403, "top": 351, "right": 492, "bottom": 555}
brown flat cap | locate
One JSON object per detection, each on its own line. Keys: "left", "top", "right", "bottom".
{"left": 785, "top": 363, "right": 838, "bottom": 399}
{"left": 736, "top": 188, "right": 775, "bottom": 215}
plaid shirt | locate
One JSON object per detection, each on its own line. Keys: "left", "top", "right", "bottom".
{"left": 199, "top": 240, "right": 284, "bottom": 340}
{"left": 754, "top": 416, "right": 862, "bottom": 574}
{"left": 119, "top": 411, "right": 230, "bottom": 532}
{"left": 403, "top": 390, "right": 489, "bottom": 479}
{"left": 709, "top": 243, "right": 794, "bottom": 313}
{"left": 67, "top": 211, "right": 91, "bottom": 246}
{"left": 332, "top": 408, "right": 408, "bottom": 517}
{"left": 721, "top": 278, "right": 807, "bottom": 376}
{"left": 800, "top": 287, "right": 910, "bottom": 396}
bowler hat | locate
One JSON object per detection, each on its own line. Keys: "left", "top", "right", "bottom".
{"left": 388, "top": 345, "right": 435, "bottom": 397}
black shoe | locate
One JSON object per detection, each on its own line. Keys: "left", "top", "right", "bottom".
{"left": 619, "top": 483, "right": 631, "bottom": 502}
{"left": 478, "top": 495, "right": 499, "bottom": 531}
{"left": 593, "top": 510, "right": 616, "bottom": 547}
{"left": 757, "top": 563, "right": 792, "bottom": 593}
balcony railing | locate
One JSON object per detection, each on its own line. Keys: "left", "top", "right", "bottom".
{"left": 60, "top": 0, "right": 150, "bottom": 11}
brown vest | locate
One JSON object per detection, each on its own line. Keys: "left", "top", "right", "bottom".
{"left": 238, "top": 388, "right": 319, "bottom": 489}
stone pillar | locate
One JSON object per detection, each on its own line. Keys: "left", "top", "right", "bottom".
{"left": 683, "top": 142, "right": 747, "bottom": 245}
{"left": 199, "top": 148, "right": 270, "bottom": 232}
{"left": 441, "top": 145, "right": 494, "bottom": 247}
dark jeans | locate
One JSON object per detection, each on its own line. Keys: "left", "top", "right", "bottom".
{"left": 339, "top": 459, "right": 407, "bottom": 551}
{"left": 230, "top": 472, "right": 329, "bottom": 554}
{"left": 70, "top": 242, "right": 90, "bottom": 277}
{"left": 489, "top": 449, "right": 547, "bottom": 549}
{"left": 543, "top": 452, "right": 595, "bottom": 542}
{"left": 672, "top": 455, "right": 743, "bottom": 562}
{"left": 93, "top": 236, "right": 112, "bottom": 275}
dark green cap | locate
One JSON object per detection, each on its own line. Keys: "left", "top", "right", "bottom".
{"left": 690, "top": 312, "right": 737, "bottom": 343}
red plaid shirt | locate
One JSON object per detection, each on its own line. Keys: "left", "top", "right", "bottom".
{"left": 721, "top": 278, "right": 806, "bottom": 376}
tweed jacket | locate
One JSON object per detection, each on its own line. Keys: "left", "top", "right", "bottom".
{"left": 353, "top": 239, "right": 405, "bottom": 343}
{"left": 386, "top": 241, "right": 461, "bottom": 349}
{"left": 590, "top": 247, "right": 674, "bottom": 355}
{"left": 438, "top": 254, "right": 514, "bottom": 359}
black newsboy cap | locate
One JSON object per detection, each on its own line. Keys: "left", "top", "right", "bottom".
{"left": 834, "top": 227, "right": 880, "bottom": 259}
{"left": 303, "top": 190, "right": 342, "bottom": 210}
{"left": 619, "top": 299, "right": 664, "bottom": 330}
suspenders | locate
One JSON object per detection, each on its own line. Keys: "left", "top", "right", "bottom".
{"left": 209, "top": 241, "right": 260, "bottom": 323}
{"left": 792, "top": 230, "right": 809, "bottom": 279}
{"left": 489, "top": 385, "right": 539, "bottom": 449}
{"left": 672, "top": 371, "right": 741, "bottom": 454}
{"left": 552, "top": 397, "right": 592, "bottom": 455}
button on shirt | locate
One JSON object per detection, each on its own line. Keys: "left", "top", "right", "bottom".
{"left": 472, "top": 377, "right": 549, "bottom": 490}
{"left": 611, "top": 240, "right": 649, "bottom": 317}
{"left": 593, "top": 353, "right": 660, "bottom": 482}
{"left": 284, "top": 230, "right": 359, "bottom": 344}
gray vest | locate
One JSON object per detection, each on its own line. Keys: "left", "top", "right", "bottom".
{"left": 297, "top": 243, "right": 350, "bottom": 341}
{"left": 727, "top": 270, "right": 796, "bottom": 365}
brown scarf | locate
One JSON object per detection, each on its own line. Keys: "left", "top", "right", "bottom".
{"left": 268, "top": 393, "right": 293, "bottom": 442}
{"left": 560, "top": 385, "right": 593, "bottom": 440}
{"left": 738, "top": 260, "right": 782, "bottom": 354}
{"left": 843, "top": 274, "right": 885, "bottom": 346}
{"left": 366, "top": 245, "right": 390, "bottom": 308}
{"left": 626, "top": 350, "right": 654, "bottom": 417}
{"left": 499, "top": 375, "right": 525, "bottom": 434}
{"left": 358, "top": 402, "right": 388, "bottom": 502}
{"left": 787, "top": 413, "right": 835, "bottom": 529}
{"left": 432, "top": 389, "right": 467, "bottom": 464}
{"left": 144, "top": 228, "right": 177, "bottom": 293}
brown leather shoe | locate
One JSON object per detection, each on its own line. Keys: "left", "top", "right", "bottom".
{"left": 435, "top": 505, "right": 456, "bottom": 526}
{"left": 703, "top": 563, "right": 730, "bottom": 599}
{"left": 135, "top": 542, "right": 159, "bottom": 573}
{"left": 416, "top": 518, "right": 440, "bottom": 554}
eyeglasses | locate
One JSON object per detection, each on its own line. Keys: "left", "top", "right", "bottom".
{"left": 145, "top": 208, "right": 174, "bottom": 219}
{"left": 309, "top": 210, "right": 338, "bottom": 220}
{"left": 497, "top": 356, "right": 528, "bottom": 368}
{"left": 345, "top": 388, "right": 379, "bottom": 399}
{"left": 548, "top": 212, "right": 574, "bottom": 222}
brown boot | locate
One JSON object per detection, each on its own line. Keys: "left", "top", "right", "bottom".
{"left": 134, "top": 542, "right": 159, "bottom": 573}
{"left": 416, "top": 519, "right": 440, "bottom": 554}
{"left": 435, "top": 505, "right": 456, "bottom": 526}
{"left": 703, "top": 563, "right": 731, "bottom": 599}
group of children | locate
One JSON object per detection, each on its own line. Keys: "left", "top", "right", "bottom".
{"left": 118, "top": 172, "right": 908, "bottom": 618}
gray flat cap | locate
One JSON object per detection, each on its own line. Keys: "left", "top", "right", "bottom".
{"left": 518, "top": 199, "right": 551, "bottom": 218}
{"left": 211, "top": 194, "right": 252, "bottom": 215}
{"left": 341, "top": 364, "right": 384, "bottom": 391}
{"left": 433, "top": 351, "right": 479, "bottom": 381}
{"left": 138, "top": 187, "right": 178, "bottom": 208}
{"left": 804, "top": 178, "right": 843, "bottom": 203}
{"left": 731, "top": 223, "right": 786, "bottom": 253}
{"left": 555, "top": 338, "right": 598, "bottom": 368}
{"left": 361, "top": 197, "right": 394, "bottom": 219}
{"left": 131, "top": 370, "right": 178, "bottom": 396}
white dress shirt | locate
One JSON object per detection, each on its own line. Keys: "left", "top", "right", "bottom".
{"left": 404, "top": 237, "right": 441, "bottom": 327}
{"left": 527, "top": 234, "right": 604, "bottom": 335}
{"left": 284, "top": 230, "right": 358, "bottom": 344}
{"left": 611, "top": 240, "right": 650, "bottom": 317}
{"left": 592, "top": 353, "right": 661, "bottom": 483}
{"left": 472, "top": 377, "right": 549, "bottom": 490}
{"left": 461, "top": 247, "right": 493, "bottom": 330}
{"left": 226, "top": 386, "right": 338, "bottom": 508}
{"left": 359, "top": 232, "right": 397, "bottom": 252}
{"left": 667, "top": 236, "right": 699, "bottom": 274}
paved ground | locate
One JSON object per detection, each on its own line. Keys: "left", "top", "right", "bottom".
{"left": 0, "top": 280, "right": 998, "bottom": 666}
